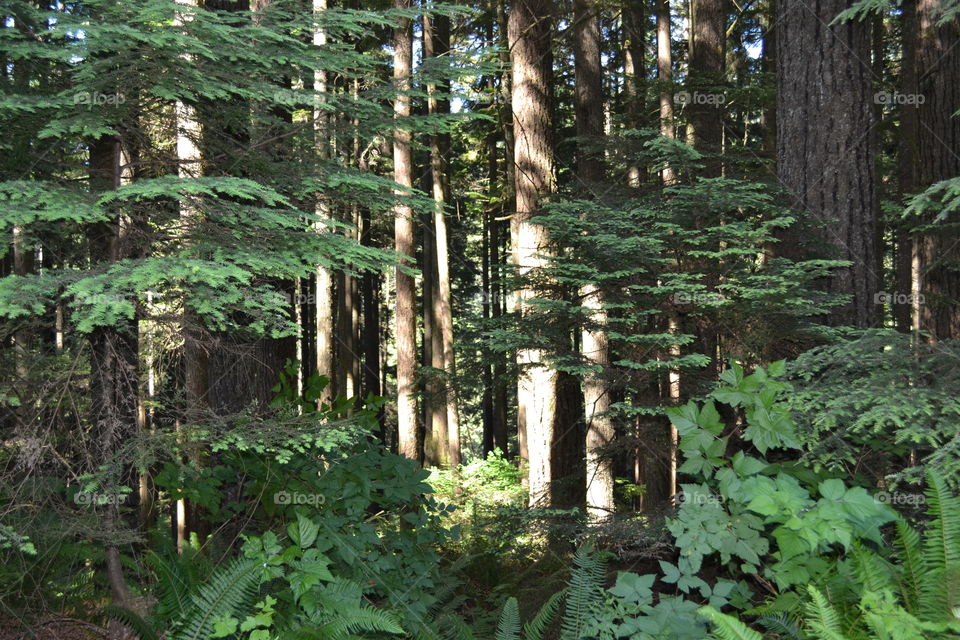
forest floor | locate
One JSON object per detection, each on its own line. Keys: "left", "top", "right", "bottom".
{"left": 0, "top": 616, "right": 136, "bottom": 640}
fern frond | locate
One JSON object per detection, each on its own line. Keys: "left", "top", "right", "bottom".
{"left": 414, "top": 606, "right": 472, "bottom": 640}
{"left": 559, "top": 545, "right": 605, "bottom": 640}
{"left": 755, "top": 612, "right": 802, "bottom": 639}
{"left": 894, "top": 518, "right": 927, "bottom": 614}
{"left": 495, "top": 597, "right": 520, "bottom": 640}
{"left": 145, "top": 547, "right": 207, "bottom": 623}
{"left": 170, "top": 557, "right": 261, "bottom": 640}
{"left": 410, "top": 618, "right": 444, "bottom": 640}
{"left": 922, "top": 472, "right": 960, "bottom": 618}
{"left": 522, "top": 589, "right": 564, "bottom": 640}
{"left": 440, "top": 612, "right": 476, "bottom": 640}
{"left": 804, "top": 585, "right": 849, "bottom": 640}
{"left": 698, "top": 606, "right": 764, "bottom": 640}
{"left": 313, "top": 608, "right": 404, "bottom": 639}
{"left": 851, "top": 544, "right": 893, "bottom": 594}
{"left": 99, "top": 604, "right": 159, "bottom": 640}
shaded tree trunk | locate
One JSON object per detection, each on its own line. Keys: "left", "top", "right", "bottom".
{"left": 623, "top": 0, "right": 647, "bottom": 186}
{"left": 760, "top": 0, "right": 776, "bottom": 158}
{"left": 777, "top": 0, "right": 877, "bottom": 328}
{"left": 574, "top": 0, "right": 614, "bottom": 519}
{"left": 911, "top": 0, "right": 960, "bottom": 339}
{"left": 688, "top": 0, "right": 726, "bottom": 175}
{"left": 88, "top": 136, "right": 138, "bottom": 607}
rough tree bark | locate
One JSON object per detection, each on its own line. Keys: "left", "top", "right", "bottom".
{"left": 425, "top": 10, "right": 461, "bottom": 467}
{"left": 777, "top": 0, "right": 877, "bottom": 328}
{"left": 88, "top": 136, "right": 138, "bottom": 606}
{"left": 509, "top": 0, "right": 559, "bottom": 507}
{"left": 573, "top": 0, "right": 614, "bottom": 519}
{"left": 657, "top": 0, "right": 676, "bottom": 183}
{"left": 314, "top": 0, "right": 335, "bottom": 404}
{"left": 911, "top": 0, "right": 960, "bottom": 340}
{"left": 688, "top": 0, "right": 726, "bottom": 175}
{"left": 394, "top": 0, "right": 420, "bottom": 461}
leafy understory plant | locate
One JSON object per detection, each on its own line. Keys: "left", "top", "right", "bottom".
{"left": 660, "top": 360, "right": 896, "bottom": 604}
{"left": 700, "top": 471, "right": 960, "bottom": 639}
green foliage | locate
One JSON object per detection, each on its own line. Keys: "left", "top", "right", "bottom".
{"left": 786, "top": 330, "right": 960, "bottom": 488}
{"left": 238, "top": 523, "right": 405, "bottom": 638}
{"left": 666, "top": 361, "right": 896, "bottom": 594}
{"left": 584, "top": 569, "right": 708, "bottom": 640}
{"left": 493, "top": 161, "right": 847, "bottom": 456}
{"left": 146, "top": 546, "right": 213, "bottom": 625}
{"left": 698, "top": 607, "right": 763, "bottom": 640}
{"left": 495, "top": 597, "right": 521, "bottom": 640}
{"left": 429, "top": 449, "right": 526, "bottom": 509}
{"left": 0, "top": 524, "right": 36, "bottom": 555}
{"left": 702, "top": 470, "right": 960, "bottom": 639}
{"left": 561, "top": 545, "right": 607, "bottom": 640}
{"left": 171, "top": 557, "right": 263, "bottom": 640}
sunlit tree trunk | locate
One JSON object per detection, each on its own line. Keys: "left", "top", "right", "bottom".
{"left": 425, "top": 9, "right": 461, "bottom": 467}
{"left": 314, "top": 0, "right": 335, "bottom": 404}
{"left": 394, "top": 0, "right": 420, "bottom": 461}
{"left": 509, "top": 0, "right": 558, "bottom": 507}
{"left": 422, "top": 204, "right": 446, "bottom": 465}
{"left": 657, "top": 0, "right": 676, "bottom": 184}
{"left": 623, "top": 0, "right": 647, "bottom": 187}
{"left": 172, "top": 0, "right": 210, "bottom": 552}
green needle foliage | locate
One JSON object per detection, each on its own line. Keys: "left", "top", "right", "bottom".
{"left": 787, "top": 329, "right": 960, "bottom": 488}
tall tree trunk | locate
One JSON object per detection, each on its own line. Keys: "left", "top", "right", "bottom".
{"left": 88, "top": 136, "right": 137, "bottom": 606}
{"left": 336, "top": 266, "right": 359, "bottom": 399}
{"left": 509, "top": 0, "right": 558, "bottom": 507}
{"left": 425, "top": 9, "right": 461, "bottom": 467}
{"left": 895, "top": 0, "right": 918, "bottom": 333}
{"left": 422, "top": 203, "right": 446, "bottom": 465}
{"left": 482, "top": 121, "right": 496, "bottom": 457}
{"left": 623, "top": 0, "right": 647, "bottom": 186}
{"left": 574, "top": 0, "right": 604, "bottom": 187}
{"left": 360, "top": 206, "right": 382, "bottom": 418}
{"left": 11, "top": 226, "right": 33, "bottom": 385}
{"left": 495, "top": 0, "right": 515, "bottom": 461}
{"left": 688, "top": 0, "right": 725, "bottom": 382}
{"left": 777, "top": 0, "right": 877, "bottom": 328}
{"left": 656, "top": 0, "right": 681, "bottom": 500}
{"left": 574, "top": 0, "right": 614, "bottom": 519}
{"left": 912, "top": 0, "right": 960, "bottom": 340}
{"left": 394, "top": 0, "right": 420, "bottom": 461}
{"left": 656, "top": 0, "right": 676, "bottom": 183}
{"left": 688, "top": 0, "right": 726, "bottom": 175}
{"left": 760, "top": 0, "right": 776, "bottom": 158}
{"left": 174, "top": 0, "right": 210, "bottom": 549}
{"left": 314, "top": 0, "right": 335, "bottom": 404}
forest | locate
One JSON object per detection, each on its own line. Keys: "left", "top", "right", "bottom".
{"left": 1, "top": 0, "right": 960, "bottom": 637}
